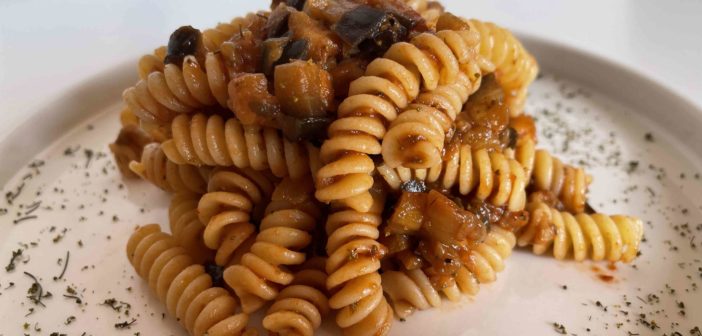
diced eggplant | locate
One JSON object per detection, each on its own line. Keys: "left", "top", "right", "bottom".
{"left": 272, "top": 0, "right": 306, "bottom": 10}
{"left": 274, "top": 60, "right": 334, "bottom": 118}
{"left": 266, "top": 3, "right": 294, "bottom": 38}
{"left": 360, "top": 0, "right": 428, "bottom": 32}
{"left": 456, "top": 74, "right": 511, "bottom": 150}
{"left": 380, "top": 234, "right": 412, "bottom": 255}
{"left": 262, "top": 37, "right": 291, "bottom": 76}
{"left": 304, "top": 0, "right": 360, "bottom": 26}
{"left": 278, "top": 39, "right": 310, "bottom": 64}
{"left": 387, "top": 192, "right": 426, "bottom": 235}
{"left": 228, "top": 73, "right": 281, "bottom": 126}
{"left": 278, "top": 115, "right": 332, "bottom": 142}
{"left": 436, "top": 12, "right": 471, "bottom": 32}
{"left": 424, "top": 190, "right": 485, "bottom": 244}
{"left": 334, "top": 5, "right": 408, "bottom": 56}
{"left": 288, "top": 10, "right": 341, "bottom": 67}
{"left": 329, "top": 57, "right": 366, "bottom": 98}
{"left": 219, "top": 28, "right": 264, "bottom": 74}
{"left": 165, "top": 25, "right": 205, "bottom": 66}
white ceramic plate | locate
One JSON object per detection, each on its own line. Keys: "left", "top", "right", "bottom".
{"left": 1, "top": 35, "right": 701, "bottom": 335}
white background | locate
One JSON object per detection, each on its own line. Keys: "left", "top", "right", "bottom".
{"left": 1, "top": 0, "right": 701, "bottom": 142}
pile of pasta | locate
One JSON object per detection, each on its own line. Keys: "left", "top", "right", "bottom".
{"left": 112, "top": 0, "right": 644, "bottom": 335}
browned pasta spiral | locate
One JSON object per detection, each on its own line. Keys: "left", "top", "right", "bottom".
{"left": 382, "top": 227, "right": 515, "bottom": 318}
{"left": 515, "top": 138, "right": 591, "bottom": 213}
{"left": 381, "top": 67, "right": 482, "bottom": 169}
{"left": 169, "top": 193, "right": 214, "bottom": 264}
{"left": 518, "top": 201, "right": 643, "bottom": 262}
{"left": 198, "top": 168, "right": 276, "bottom": 266}
{"left": 129, "top": 143, "right": 210, "bottom": 194}
{"left": 110, "top": 124, "right": 153, "bottom": 178}
{"left": 126, "top": 224, "right": 250, "bottom": 336}
{"left": 469, "top": 19, "right": 538, "bottom": 115}
{"left": 263, "top": 257, "right": 330, "bottom": 336}
{"left": 123, "top": 13, "right": 266, "bottom": 124}
{"left": 161, "top": 113, "right": 320, "bottom": 180}
{"left": 325, "top": 185, "right": 393, "bottom": 336}
{"left": 224, "top": 176, "right": 321, "bottom": 313}
{"left": 378, "top": 144, "right": 527, "bottom": 211}
{"left": 317, "top": 29, "right": 482, "bottom": 212}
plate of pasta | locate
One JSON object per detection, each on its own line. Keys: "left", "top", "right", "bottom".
{"left": 1, "top": 0, "right": 701, "bottom": 335}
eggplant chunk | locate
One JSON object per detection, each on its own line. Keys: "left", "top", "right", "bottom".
{"left": 266, "top": 3, "right": 295, "bottom": 38}
{"left": 274, "top": 60, "right": 334, "bottom": 118}
{"left": 228, "top": 73, "right": 281, "bottom": 127}
{"left": 334, "top": 5, "right": 408, "bottom": 56}
{"left": 288, "top": 10, "right": 341, "bottom": 67}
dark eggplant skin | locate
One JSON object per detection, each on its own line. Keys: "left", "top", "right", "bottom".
{"left": 278, "top": 115, "right": 333, "bottom": 143}
{"left": 266, "top": 3, "right": 294, "bottom": 38}
{"left": 165, "top": 25, "right": 203, "bottom": 66}
{"left": 262, "top": 37, "right": 291, "bottom": 76}
{"left": 334, "top": 5, "right": 408, "bottom": 56}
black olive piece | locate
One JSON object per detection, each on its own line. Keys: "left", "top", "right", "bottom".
{"left": 165, "top": 25, "right": 202, "bottom": 65}
{"left": 275, "top": 39, "right": 310, "bottom": 66}
{"left": 266, "top": 3, "right": 294, "bottom": 38}
{"left": 279, "top": 115, "right": 332, "bottom": 142}
{"left": 286, "top": 0, "right": 305, "bottom": 11}
{"left": 204, "top": 263, "right": 225, "bottom": 287}
{"left": 400, "top": 179, "right": 427, "bottom": 193}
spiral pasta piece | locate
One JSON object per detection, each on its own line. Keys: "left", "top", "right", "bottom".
{"left": 161, "top": 113, "right": 319, "bottom": 180}
{"left": 382, "top": 65, "right": 482, "bottom": 169}
{"left": 325, "top": 186, "right": 393, "bottom": 336}
{"left": 515, "top": 139, "right": 591, "bottom": 214}
{"left": 378, "top": 144, "right": 527, "bottom": 211}
{"left": 224, "top": 176, "right": 321, "bottom": 313}
{"left": 381, "top": 268, "right": 441, "bottom": 319}
{"left": 126, "top": 224, "right": 250, "bottom": 336}
{"left": 124, "top": 13, "right": 266, "bottom": 124}
{"left": 129, "top": 143, "right": 210, "bottom": 194}
{"left": 317, "top": 29, "right": 481, "bottom": 211}
{"left": 383, "top": 227, "right": 515, "bottom": 318}
{"left": 198, "top": 168, "right": 275, "bottom": 266}
{"left": 518, "top": 201, "right": 643, "bottom": 262}
{"left": 263, "top": 257, "right": 330, "bottom": 336}
{"left": 469, "top": 19, "right": 539, "bottom": 115}
{"left": 169, "top": 193, "right": 214, "bottom": 264}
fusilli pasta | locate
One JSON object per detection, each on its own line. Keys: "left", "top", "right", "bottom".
{"left": 123, "top": 13, "right": 267, "bottom": 124}
{"left": 469, "top": 19, "right": 538, "bottom": 115}
{"left": 325, "top": 184, "right": 393, "bottom": 336}
{"left": 263, "top": 257, "right": 330, "bottom": 336}
{"left": 126, "top": 224, "right": 250, "bottom": 336}
{"left": 378, "top": 143, "right": 527, "bottom": 212}
{"left": 515, "top": 138, "right": 591, "bottom": 213}
{"left": 161, "top": 113, "right": 320, "bottom": 180}
{"left": 168, "top": 192, "right": 214, "bottom": 264}
{"left": 517, "top": 201, "right": 643, "bottom": 262}
{"left": 224, "top": 176, "right": 321, "bottom": 313}
{"left": 198, "top": 168, "right": 276, "bottom": 266}
{"left": 129, "top": 143, "right": 210, "bottom": 194}
{"left": 383, "top": 227, "right": 515, "bottom": 318}
{"left": 317, "top": 28, "right": 482, "bottom": 211}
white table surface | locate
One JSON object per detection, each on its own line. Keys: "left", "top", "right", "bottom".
{"left": 1, "top": 0, "right": 701, "bottom": 144}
